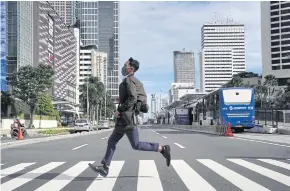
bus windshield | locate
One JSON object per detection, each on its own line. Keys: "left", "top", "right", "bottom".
{"left": 222, "top": 89, "right": 252, "bottom": 105}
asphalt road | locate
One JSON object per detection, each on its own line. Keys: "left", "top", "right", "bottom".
{"left": 1, "top": 125, "right": 290, "bottom": 191}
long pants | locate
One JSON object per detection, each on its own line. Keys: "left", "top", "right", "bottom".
{"left": 101, "top": 127, "right": 159, "bottom": 166}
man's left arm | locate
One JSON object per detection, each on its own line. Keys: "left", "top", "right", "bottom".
{"left": 117, "top": 78, "right": 137, "bottom": 112}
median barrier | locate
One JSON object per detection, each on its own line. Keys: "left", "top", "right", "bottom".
{"left": 158, "top": 124, "right": 229, "bottom": 136}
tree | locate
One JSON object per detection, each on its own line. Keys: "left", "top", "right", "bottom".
{"left": 1, "top": 92, "right": 14, "bottom": 117}
{"left": 36, "top": 93, "right": 55, "bottom": 116}
{"left": 79, "top": 76, "right": 116, "bottom": 120}
{"left": 11, "top": 64, "right": 55, "bottom": 128}
{"left": 262, "top": 74, "right": 279, "bottom": 109}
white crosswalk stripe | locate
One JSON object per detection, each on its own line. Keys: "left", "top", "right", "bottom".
{"left": 35, "top": 161, "right": 94, "bottom": 191}
{"left": 257, "top": 159, "right": 290, "bottom": 171}
{"left": 228, "top": 159, "right": 290, "bottom": 187}
{"left": 198, "top": 159, "right": 270, "bottom": 191}
{"left": 1, "top": 162, "right": 65, "bottom": 191}
{"left": 1, "top": 159, "right": 290, "bottom": 191}
{"left": 137, "top": 160, "right": 163, "bottom": 191}
{"left": 172, "top": 160, "right": 216, "bottom": 191}
{"left": 0, "top": 163, "right": 35, "bottom": 179}
{"left": 86, "top": 161, "right": 124, "bottom": 191}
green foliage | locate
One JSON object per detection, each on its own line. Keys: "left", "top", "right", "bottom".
{"left": 79, "top": 76, "right": 115, "bottom": 119}
{"left": 37, "top": 128, "right": 70, "bottom": 135}
{"left": 11, "top": 64, "right": 54, "bottom": 111}
{"left": 11, "top": 64, "right": 55, "bottom": 127}
{"left": 37, "top": 93, "right": 55, "bottom": 116}
{"left": 1, "top": 93, "right": 14, "bottom": 116}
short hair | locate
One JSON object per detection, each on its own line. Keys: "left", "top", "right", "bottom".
{"left": 128, "top": 57, "right": 139, "bottom": 72}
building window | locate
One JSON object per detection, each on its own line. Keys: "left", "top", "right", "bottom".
{"left": 282, "top": 65, "right": 290, "bottom": 69}
{"left": 271, "top": 41, "right": 280, "bottom": 46}
{"left": 271, "top": 47, "right": 280, "bottom": 52}
{"left": 271, "top": 35, "right": 280, "bottom": 40}
{"left": 281, "top": 21, "right": 290, "bottom": 27}
{"left": 271, "top": 11, "right": 279, "bottom": 16}
{"left": 271, "top": 17, "right": 280, "bottom": 22}
{"left": 271, "top": 29, "right": 280, "bottom": 34}
{"left": 272, "top": 65, "right": 280, "bottom": 70}
{"left": 281, "top": 40, "right": 290, "bottom": 45}
{"left": 272, "top": 53, "right": 280, "bottom": 58}
{"left": 281, "top": 2, "right": 290, "bottom": 9}
{"left": 282, "top": 58, "right": 290, "bottom": 63}
{"left": 272, "top": 59, "right": 280, "bottom": 64}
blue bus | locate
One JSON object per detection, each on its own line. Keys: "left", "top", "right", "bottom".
{"left": 193, "top": 87, "right": 255, "bottom": 132}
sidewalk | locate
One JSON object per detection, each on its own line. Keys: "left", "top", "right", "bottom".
{"left": 234, "top": 133, "right": 290, "bottom": 145}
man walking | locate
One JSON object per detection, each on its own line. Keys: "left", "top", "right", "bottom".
{"left": 88, "top": 58, "right": 171, "bottom": 177}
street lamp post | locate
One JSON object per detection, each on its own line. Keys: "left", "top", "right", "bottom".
{"left": 86, "top": 79, "right": 89, "bottom": 119}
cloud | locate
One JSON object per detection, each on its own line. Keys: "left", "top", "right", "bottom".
{"left": 120, "top": 1, "right": 262, "bottom": 102}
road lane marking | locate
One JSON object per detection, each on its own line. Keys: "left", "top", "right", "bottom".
{"left": 0, "top": 164, "right": 3, "bottom": 166}
{"left": 71, "top": 144, "right": 88, "bottom": 150}
{"left": 162, "top": 136, "right": 167, "bottom": 139}
{"left": 234, "top": 137, "right": 290, "bottom": 148}
{"left": 1, "top": 162, "right": 65, "bottom": 191}
{"left": 137, "top": 160, "right": 163, "bottom": 191}
{"left": 0, "top": 163, "right": 35, "bottom": 179}
{"left": 228, "top": 159, "right": 290, "bottom": 187}
{"left": 35, "top": 161, "right": 94, "bottom": 191}
{"left": 156, "top": 132, "right": 159, "bottom": 134}
{"left": 258, "top": 159, "right": 290, "bottom": 171}
{"left": 101, "top": 137, "right": 108, "bottom": 140}
{"left": 198, "top": 159, "right": 270, "bottom": 191}
{"left": 172, "top": 160, "right": 216, "bottom": 191}
{"left": 174, "top": 143, "right": 185, "bottom": 148}
{"left": 86, "top": 161, "right": 124, "bottom": 191}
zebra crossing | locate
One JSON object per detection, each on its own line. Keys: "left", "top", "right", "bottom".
{"left": 1, "top": 158, "right": 290, "bottom": 191}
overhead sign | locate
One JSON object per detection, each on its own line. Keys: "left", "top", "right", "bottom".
{"left": 48, "top": 15, "right": 54, "bottom": 63}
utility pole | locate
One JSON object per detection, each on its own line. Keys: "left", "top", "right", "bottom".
{"left": 104, "top": 66, "right": 107, "bottom": 119}
{"left": 86, "top": 79, "right": 89, "bottom": 119}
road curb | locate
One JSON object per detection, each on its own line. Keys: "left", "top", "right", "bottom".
{"left": 1, "top": 129, "right": 113, "bottom": 149}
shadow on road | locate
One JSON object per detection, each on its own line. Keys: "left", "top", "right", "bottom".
{"left": 225, "top": 156, "right": 290, "bottom": 160}
{"left": 3, "top": 173, "right": 152, "bottom": 181}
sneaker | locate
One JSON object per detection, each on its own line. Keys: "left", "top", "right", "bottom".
{"left": 88, "top": 163, "right": 109, "bottom": 177}
{"left": 161, "top": 145, "right": 171, "bottom": 166}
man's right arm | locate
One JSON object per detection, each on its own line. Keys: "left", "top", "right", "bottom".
{"left": 117, "top": 78, "right": 137, "bottom": 112}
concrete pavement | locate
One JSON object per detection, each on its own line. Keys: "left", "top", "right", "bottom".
{"left": 1, "top": 125, "right": 290, "bottom": 191}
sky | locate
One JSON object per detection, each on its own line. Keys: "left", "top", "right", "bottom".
{"left": 120, "top": 1, "right": 262, "bottom": 115}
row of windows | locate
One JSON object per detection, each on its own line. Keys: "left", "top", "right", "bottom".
{"left": 271, "top": 33, "right": 290, "bottom": 40}
{"left": 271, "top": 2, "right": 290, "bottom": 10}
{"left": 272, "top": 46, "right": 290, "bottom": 52}
{"left": 272, "top": 65, "right": 290, "bottom": 70}
{"left": 272, "top": 58, "right": 290, "bottom": 64}
{"left": 271, "top": 9, "right": 290, "bottom": 16}
{"left": 271, "top": 22, "right": 289, "bottom": 28}
{"left": 271, "top": 15, "right": 290, "bottom": 22}
{"left": 271, "top": 40, "right": 290, "bottom": 46}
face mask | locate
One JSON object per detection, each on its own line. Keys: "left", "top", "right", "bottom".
{"left": 121, "top": 66, "right": 127, "bottom": 76}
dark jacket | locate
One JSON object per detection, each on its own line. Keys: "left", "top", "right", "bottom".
{"left": 115, "top": 74, "right": 145, "bottom": 132}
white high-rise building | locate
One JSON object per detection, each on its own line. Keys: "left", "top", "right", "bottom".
{"left": 92, "top": 52, "right": 108, "bottom": 85}
{"left": 261, "top": 1, "right": 290, "bottom": 86}
{"left": 173, "top": 49, "right": 195, "bottom": 84}
{"left": 200, "top": 22, "right": 246, "bottom": 93}
{"left": 79, "top": 45, "right": 98, "bottom": 86}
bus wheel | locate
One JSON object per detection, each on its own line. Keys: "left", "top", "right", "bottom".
{"left": 235, "top": 128, "right": 244, "bottom": 133}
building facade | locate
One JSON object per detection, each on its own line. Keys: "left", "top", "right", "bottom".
{"left": 173, "top": 49, "right": 195, "bottom": 84}
{"left": 35, "top": 1, "right": 77, "bottom": 103}
{"left": 49, "top": 1, "right": 76, "bottom": 26}
{"left": 169, "top": 83, "right": 196, "bottom": 104}
{"left": 79, "top": 45, "right": 98, "bottom": 86}
{"left": 1, "top": 2, "right": 7, "bottom": 92}
{"left": 200, "top": 23, "right": 246, "bottom": 92}
{"left": 79, "top": 1, "right": 119, "bottom": 98}
{"left": 261, "top": 1, "right": 290, "bottom": 86}
{"left": 92, "top": 52, "right": 108, "bottom": 85}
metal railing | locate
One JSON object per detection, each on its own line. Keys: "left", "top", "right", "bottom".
{"left": 255, "top": 109, "right": 290, "bottom": 128}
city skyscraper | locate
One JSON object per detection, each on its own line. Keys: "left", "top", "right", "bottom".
{"left": 261, "top": 1, "right": 290, "bottom": 86}
{"left": 200, "top": 22, "right": 246, "bottom": 93}
{"left": 49, "top": 1, "right": 77, "bottom": 26}
{"left": 79, "top": 1, "right": 119, "bottom": 99}
{"left": 173, "top": 49, "right": 195, "bottom": 84}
